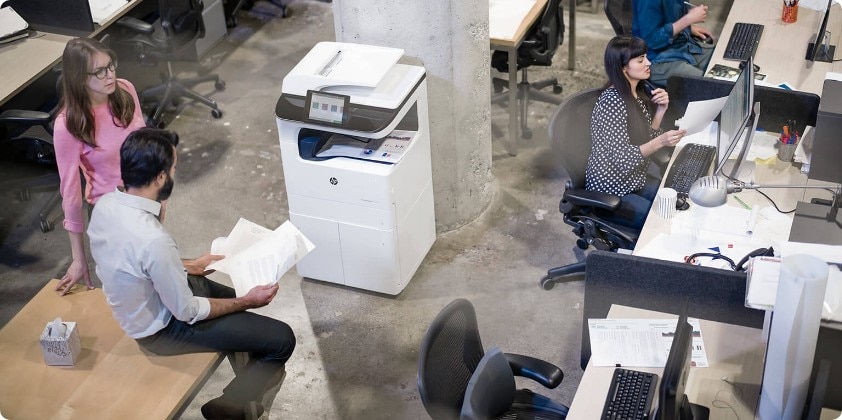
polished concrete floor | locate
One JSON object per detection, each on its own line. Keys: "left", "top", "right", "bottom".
{"left": 0, "top": 0, "right": 729, "bottom": 418}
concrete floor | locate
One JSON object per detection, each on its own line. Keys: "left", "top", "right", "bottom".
{"left": 0, "top": 0, "right": 729, "bottom": 418}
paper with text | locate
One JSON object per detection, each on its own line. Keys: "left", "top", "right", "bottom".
{"left": 588, "top": 318, "right": 708, "bottom": 368}
{"left": 678, "top": 97, "right": 727, "bottom": 135}
{"left": 208, "top": 218, "right": 315, "bottom": 296}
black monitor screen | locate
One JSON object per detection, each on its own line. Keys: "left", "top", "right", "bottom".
{"left": 806, "top": 0, "right": 836, "bottom": 63}
{"left": 716, "top": 56, "right": 755, "bottom": 175}
{"left": 658, "top": 313, "right": 697, "bottom": 420}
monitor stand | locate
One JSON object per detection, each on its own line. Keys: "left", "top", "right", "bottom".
{"left": 788, "top": 200, "right": 842, "bottom": 245}
{"left": 680, "top": 395, "right": 710, "bottom": 420}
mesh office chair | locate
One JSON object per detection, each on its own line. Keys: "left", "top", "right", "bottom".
{"left": 113, "top": 0, "right": 225, "bottom": 128}
{"left": 540, "top": 89, "right": 640, "bottom": 290}
{"left": 603, "top": 0, "right": 633, "bottom": 36}
{"left": 491, "top": 0, "right": 565, "bottom": 140}
{"left": 0, "top": 77, "right": 65, "bottom": 233}
{"left": 417, "top": 298, "right": 569, "bottom": 419}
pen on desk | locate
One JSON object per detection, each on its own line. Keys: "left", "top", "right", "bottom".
{"left": 684, "top": 1, "right": 697, "bottom": 6}
{"left": 733, "top": 196, "right": 751, "bottom": 210}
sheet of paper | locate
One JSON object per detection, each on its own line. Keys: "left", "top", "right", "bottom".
{"left": 489, "top": 0, "right": 537, "bottom": 40}
{"left": 588, "top": 318, "right": 708, "bottom": 368}
{"left": 678, "top": 97, "right": 727, "bottom": 135}
{"left": 208, "top": 219, "right": 316, "bottom": 296}
{"left": 799, "top": 0, "right": 840, "bottom": 12}
{"left": 746, "top": 256, "right": 782, "bottom": 310}
{"left": 88, "top": 0, "right": 126, "bottom": 24}
{"left": 316, "top": 130, "right": 416, "bottom": 164}
{"left": 676, "top": 121, "right": 717, "bottom": 148}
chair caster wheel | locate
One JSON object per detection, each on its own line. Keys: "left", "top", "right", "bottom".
{"left": 553, "top": 85, "right": 563, "bottom": 94}
{"left": 19, "top": 189, "right": 31, "bottom": 201}
{"left": 40, "top": 219, "right": 53, "bottom": 233}
{"left": 211, "top": 109, "right": 223, "bottom": 119}
{"left": 522, "top": 129, "right": 533, "bottom": 139}
{"left": 215, "top": 80, "right": 226, "bottom": 91}
{"left": 540, "top": 276, "right": 555, "bottom": 290}
{"left": 576, "top": 238, "right": 589, "bottom": 250}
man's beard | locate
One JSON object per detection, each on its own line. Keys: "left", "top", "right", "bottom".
{"left": 157, "top": 173, "right": 174, "bottom": 202}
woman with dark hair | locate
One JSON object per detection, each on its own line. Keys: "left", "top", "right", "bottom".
{"left": 586, "top": 35, "right": 686, "bottom": 228}
{"left": 53, "top": 38, "right": 146, "bottom": 295}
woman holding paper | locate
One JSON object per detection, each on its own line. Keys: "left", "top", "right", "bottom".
{"left": 585, "top": 36, "right": 685, "bottom": 228}
{"left": 53, "top": 38, "right": 146, "bottom": 295}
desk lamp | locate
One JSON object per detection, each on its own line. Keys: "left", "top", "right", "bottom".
{"left": 689, "top": 176, "right": 842, "bottom": 244}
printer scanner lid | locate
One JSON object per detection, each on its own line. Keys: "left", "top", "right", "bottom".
{"left": 281, "top": 42, "right": 424, "bottom": 109}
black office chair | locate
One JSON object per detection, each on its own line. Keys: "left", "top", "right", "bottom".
{"left": 603, "top": 0, "right": 633, "bottom": 36}
{"left": 113, "top": 0, "right": 225, "bottom": 128}
{"left": 417, "top": 298, "right": 569, "bottom": 419}
{"left": 491, "top": 0, "right": 565, "bottom": 140}
{"left": 0, "top": 77, "right": 64, "bottom": 233}
{"left": 540, "top": 89, "right": 640, "bottom": 290}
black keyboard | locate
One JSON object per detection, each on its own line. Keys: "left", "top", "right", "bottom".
{"left": 723, "top": 22, "right": 764, "bottom": 61}
{"left": 664, "top": 143, "right": 716, "bottom": 196}
{"left": 601, "top": 368, "right": 658, "bottom": 420}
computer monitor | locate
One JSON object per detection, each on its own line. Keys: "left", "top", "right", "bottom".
{"left": 656, "top": 313, "right": 709, "bottom": 420}
{"left": 715, "top": 56, "right": 756, "bottom": 180}
{"left": 806, "top": 0, "right": 836, "bottom": 63}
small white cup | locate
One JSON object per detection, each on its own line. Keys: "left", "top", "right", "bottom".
{"left": 656, "top": 188, "right": 678, "bottom": 219}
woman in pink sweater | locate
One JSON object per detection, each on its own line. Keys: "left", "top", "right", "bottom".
{"left": 53, "top": 38, "right": 146, "bottom": 295}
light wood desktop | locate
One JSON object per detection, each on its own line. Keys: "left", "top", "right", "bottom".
{"left": 0, "top": 280, "right": 224, "bottom": 420}
{"left": 707, "top": 0, "right": 842, "bottom": 96}
{"left": 489, "top": 0, "right": 576, "bottom": 156}
{"left": 568, "top": 304, "right": 766, "bottom": 419}
{"left": 0, "top": 0, "right": 141, "bottom": 107}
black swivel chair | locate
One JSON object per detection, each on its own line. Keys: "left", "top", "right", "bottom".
{"left": 491, "top": 0, "right": 565, "bottom": 140}
{"left": 540, "top": 89, "right": 640, "bottom": 290}
{"left": 113, "top": 0, "right": 225, "bottom": 128}
{"left": 0, "top": 77, "right": 65, "bottom": 233}
{"left": 603, "top": 0, "right": 633, "bottom": 36}
{"left": 417, "top": 298, "right": 569, "bottom": 419}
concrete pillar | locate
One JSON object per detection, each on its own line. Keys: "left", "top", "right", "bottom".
{"left": 332, "top": 0, "right": 493, "bottom": 232}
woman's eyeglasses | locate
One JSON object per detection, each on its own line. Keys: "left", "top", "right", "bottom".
{"left": 88, "top": 61, "right": 117, "bottom": 79}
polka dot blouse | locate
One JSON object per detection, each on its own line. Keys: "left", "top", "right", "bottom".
{"left": 585, "top": 87, "right": 662, "bottom": 196}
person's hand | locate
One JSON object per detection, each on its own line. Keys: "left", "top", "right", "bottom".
{"left": 686, "top": 4, "right": 708, "bottom": 24}
{"left": 56, "top": 259, "right": 94, "bottom": 296}
{"left": 183, "top": 254, "right": 224, "bottom": 276}
{"left": 243, "top": 283, "right": 279, "bottom": 308}
{"left": 691, "top": 25, "right": 714, "bottom": 42}
{"left": 658, "top": 129, "right": 687, "bottom": 148}
{"left": 650, "top": 88, "right": 670, "bottom": 109}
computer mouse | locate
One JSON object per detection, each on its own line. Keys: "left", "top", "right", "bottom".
{"left": 675, "top": 196, "right": 690, "bottom": 211}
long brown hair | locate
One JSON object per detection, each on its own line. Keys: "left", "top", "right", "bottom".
{"left": 60, "top": 38, "right": 136, "bottom": 147}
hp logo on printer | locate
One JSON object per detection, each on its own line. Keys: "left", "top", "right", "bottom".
{"left": 329, "top": 177, "right": 338, "bottom": 185}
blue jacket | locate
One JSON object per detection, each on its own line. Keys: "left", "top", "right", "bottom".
{"left": 632, "top": 0, "right": 702, "bottom": 64}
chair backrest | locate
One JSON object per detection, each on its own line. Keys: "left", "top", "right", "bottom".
{"left": 159, "top": 0, "right": 206, "bottom": 53}
{"left": 549, "top": 88, "right": 601, "bottom": 189}
{"left": 604, "top": 0, "right": 633, "bottom": 36}
{"left": 417, "top": 299, "right": 485, "bottom": 420}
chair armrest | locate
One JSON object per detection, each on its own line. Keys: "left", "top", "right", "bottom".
{"left": 0, "top": 110, "right": 51, "bottom": 125}
{"left": 650, "top": 147, "right": 672, "bottom": 171}
{"left": 504, "top": 353, "right": 564, "bottom": 389}
{"left": 562, "top": 188, "right": 622, "bottom": 211}
{"left": 116, "top": 16, "right": 154, "bottom": 35}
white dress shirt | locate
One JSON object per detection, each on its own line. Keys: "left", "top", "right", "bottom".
{"left": 88, "top": 188, "right": 210, "bottom": 339}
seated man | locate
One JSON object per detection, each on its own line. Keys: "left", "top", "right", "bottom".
{"left": 632, "top": 0, "right": 715, "bottom": 87}
{"left": 88, "top": 128, "right": 295, "bottom": 420}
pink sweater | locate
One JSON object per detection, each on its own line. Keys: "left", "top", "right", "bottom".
{"left": 54, "top": 79, "right": 146, "bottom": 233}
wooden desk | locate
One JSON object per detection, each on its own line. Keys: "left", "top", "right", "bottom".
{"left": 707, "top": 0, "right": 842, "bottom": 95}
{"left": 568, "top": 305, "right": 765, "bottom": 419}
{"left": 0, "top": 0, "right": 142, "bottom": 107}
{"left": 0, "top": 280, "right": 224, "bottom": 420}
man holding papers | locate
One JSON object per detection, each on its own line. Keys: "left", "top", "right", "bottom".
{"left": 88, "top": 128, "right": 295, "bottom": 420}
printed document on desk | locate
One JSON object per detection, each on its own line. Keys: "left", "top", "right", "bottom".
{"left": 0, "top": 6, "right": 28, "bottom": 42}
{"left": 489, "top": 0, "right": 536, "bottom": 40}
{"left": 588, "top": 318, "right": 708, "bottom": 368}
{"left": 88, "top": 0, "right": 126, "bottom": 25}
{"left": 208, "top": 218, "right": 315, "bottom": 297}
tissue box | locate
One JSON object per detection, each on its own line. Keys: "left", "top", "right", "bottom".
{"left": 39, "top": 321, "right": 81, "bottom": 366}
